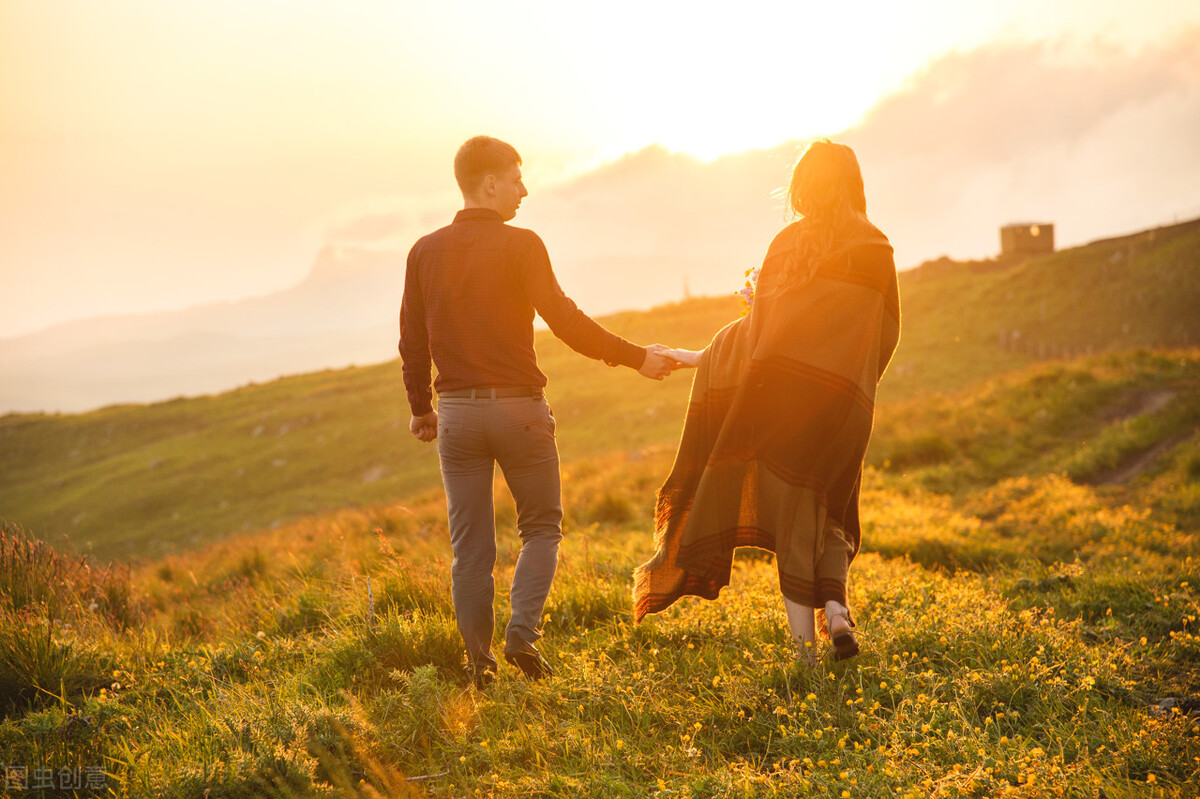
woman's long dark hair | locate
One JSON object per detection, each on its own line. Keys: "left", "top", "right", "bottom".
{"left": 781, "top": 140, "right": 869, "bottom": 286}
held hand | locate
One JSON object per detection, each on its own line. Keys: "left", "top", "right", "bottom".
{"left": 638, "top": 347, "right": 674, "bottom": 380}
{"left": 409, "top": 411, "right": 438, "bottom": 442}
{"left": 660, "top": 348, "right": 702, "bottom": 368}
{"left": 649, "top": 344, "right": 701, "bottom": 369}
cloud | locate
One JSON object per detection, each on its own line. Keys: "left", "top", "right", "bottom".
{"left": 847, "top": 29, "right": 1200, "bottom": 260}
{"left": 320, "top": 192, "right": 460, "bottom": 252}
{"left": 317, "top": 30, "right": 1200, "bottom": 317}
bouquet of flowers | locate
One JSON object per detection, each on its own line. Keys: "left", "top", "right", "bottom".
{"left": 738, "top": 267, "right": 760, "bottom": 315}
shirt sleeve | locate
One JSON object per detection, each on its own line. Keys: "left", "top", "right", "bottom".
{"left": 518, "top": 233, "right": 646, "bottom": 369}
{"left": 399, "top": 244, "right": 434, "bottom": 416}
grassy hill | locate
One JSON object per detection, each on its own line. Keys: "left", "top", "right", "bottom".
{"left": 4, "top": 218, "right": 1200, "bottom": 562}
{"left": 0, "top": 296, "right": 731, "bottom": 561}
{"left": 1, "top": 217, "right": 1200, "bottom": 795}
{"left": 881, "top": 216, "right": 1200, "bottom": 398}
{"left": 1, "top": 349, "right": 1197, "bottom": 796}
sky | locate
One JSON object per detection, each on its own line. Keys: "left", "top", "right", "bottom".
{"left": 3, "top": 0, "right": 1200, "bottom": 339}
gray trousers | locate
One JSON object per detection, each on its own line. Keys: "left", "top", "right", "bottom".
{"left": 436, "top": 395, "right": 562, "bottom": 672}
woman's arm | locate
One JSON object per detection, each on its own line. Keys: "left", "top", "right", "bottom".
{"left": 653, "top": 347, "right": 704, "bottom": 368}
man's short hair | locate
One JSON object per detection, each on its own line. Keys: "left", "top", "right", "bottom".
{"left": 454, "top": 136, "right": 522, "bottom": 194}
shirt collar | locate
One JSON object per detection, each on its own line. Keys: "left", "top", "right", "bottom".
{"left": 454, "top": 208, "right": 503, "bottom": 223}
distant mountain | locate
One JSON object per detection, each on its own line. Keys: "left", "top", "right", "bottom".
{"left": 0, "top": 246, "right": 404, "bottom": 413}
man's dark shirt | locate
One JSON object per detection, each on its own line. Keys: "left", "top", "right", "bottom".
{"left": 400, "top": 208, "right": 646, "bottom": 416}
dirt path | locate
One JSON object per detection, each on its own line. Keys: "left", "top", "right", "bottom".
{"left": 1097, "top": 432, "right": 1191, "bottom": 485}
{"left": 1092, "top": 389, "right": 1183, "bottom": 485}
{"left": 1135, "top": 389, "right": 1177, "bottom": 417}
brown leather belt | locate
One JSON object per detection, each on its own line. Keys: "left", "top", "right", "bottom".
{"left": 438, "top": 386, "right": 544, "bottom": 399}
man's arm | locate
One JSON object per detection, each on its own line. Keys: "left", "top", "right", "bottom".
{"left": 399, "top": 246, "right": 437, "bottom": 439}
{"left": 518, "top": 233, "right": 663, "bottom": 374}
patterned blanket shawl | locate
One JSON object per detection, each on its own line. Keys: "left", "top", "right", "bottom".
{"left": 633, "top": 216, "right": 899, "bottom": 621}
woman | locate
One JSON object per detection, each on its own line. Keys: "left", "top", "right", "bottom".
{"left": 633, "top": 140, "right": 900, "bottom": 662}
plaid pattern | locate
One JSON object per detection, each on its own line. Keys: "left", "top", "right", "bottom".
{"left": 400, "top": 208, "right": 646, "bottom": 416}
{"left": 634, "top": 216, "right": 900, "bottom": 620}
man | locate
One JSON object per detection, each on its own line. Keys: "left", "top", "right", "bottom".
{"left": 400, "top": 136, "right": 674, "bottom": 686}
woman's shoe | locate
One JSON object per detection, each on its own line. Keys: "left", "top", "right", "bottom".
{"left": 827, "top": 610, "right": 859, "bottom": 661}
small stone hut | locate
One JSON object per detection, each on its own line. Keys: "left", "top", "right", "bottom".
{"left": 1000, "top": 223, "right": 1055, "bottom": 256}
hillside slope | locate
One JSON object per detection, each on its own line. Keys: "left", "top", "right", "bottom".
{"left": 0, "top": 297, "right": 731, "bottom": 560}
{"left": 2, "top": 351, "right": 1197, "bottom": 794}
{"left": 2, "top": 218, "right": 1199, "bottom": 561}
{"left": 882, "top": 217, "right": 1200, "bottom": 398}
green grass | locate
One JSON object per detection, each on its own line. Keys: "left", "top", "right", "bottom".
{"left": 1, "top": 349, "right": 1198, "bottom": 794}
{"left": 1, "top": 442, "right": 1197, "bottom": 796}
{"left": 870, "top": 349, "right": 1200, "bottom": 493}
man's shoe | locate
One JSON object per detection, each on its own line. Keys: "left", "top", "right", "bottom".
{"left": 504, "top": 644, "right": 552, "bottom": 680}
{"left": 468, "top": 664, "right": 496, "bottom": 689}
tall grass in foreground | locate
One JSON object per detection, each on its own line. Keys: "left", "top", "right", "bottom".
{"left": 2, "top": 446, "right": 1198, "bottom": 797}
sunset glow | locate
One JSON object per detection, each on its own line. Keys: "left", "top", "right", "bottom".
{"left": 2, "top": 0, "right": 1200, "bottom": 346}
